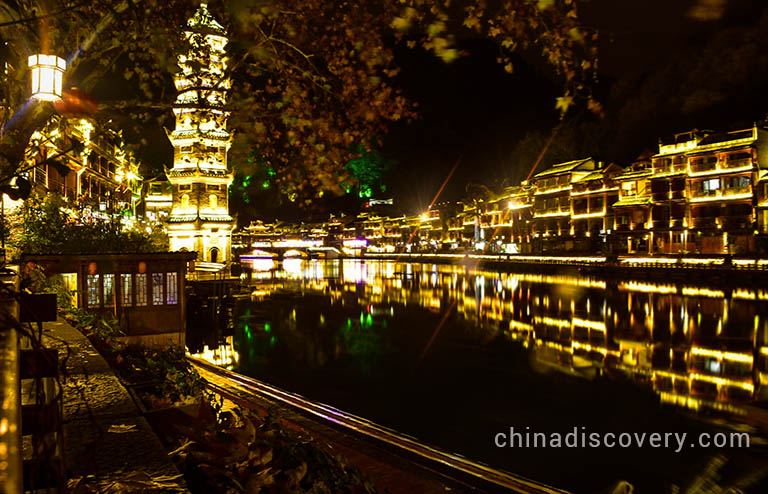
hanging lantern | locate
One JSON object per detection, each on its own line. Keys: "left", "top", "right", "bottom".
{"left": 28, "top": 54, "right": 66, "bottom": 101}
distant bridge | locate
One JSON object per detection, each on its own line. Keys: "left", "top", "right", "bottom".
{"left": 238, "top": 244, "right": 342, "bottom": 260}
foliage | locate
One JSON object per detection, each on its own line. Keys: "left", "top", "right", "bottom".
{"left": 0, "top": 0, "right": 597, "bottom": 203}
{"left": 171, "top": 406, "right": 381, "bottom": 494}
{"left": 342, "top": 144, "right": 394, "bottom": 199}
{"left": 112, "top": 345, "right": 209, "bottom": 407}
{"left": 61, "top": 303, "right": 210, "bottom": 409}
{"left": 14, "top": 193, "right": 167, "bottom": 255}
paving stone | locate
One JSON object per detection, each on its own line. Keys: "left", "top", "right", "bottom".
{"left": 41, "top": 318, "right": 188, "bottom": 491}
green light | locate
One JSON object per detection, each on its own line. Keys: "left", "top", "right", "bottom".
{"left": 262, "top": 181, "right": 270, "bottom": 189}
{"left": 366, "top": 313, "right": 373, "bottom": 327}
{"left": 264, "top": 322, "right": 271, "bottom": 333}
{"left": 269, "top": 336, "right": 277, "bottom": 346}
{"left": 244, "top": 324, "right": 252, "bottom": 340}
{"left": 360, "top": 312, "right": 364, "bottom": 324}
{"left": 347, "top": 318, "right": 352, "bottom": 329}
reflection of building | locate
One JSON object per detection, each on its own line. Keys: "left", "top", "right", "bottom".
{"left": 233, "top": 259, "right": 768, "bottom": 418}
{"left": 166, "top": 4, "right": 234, "bottom": 263}
{"left": 26, "top": 116, "right": 143, "bottom": 215}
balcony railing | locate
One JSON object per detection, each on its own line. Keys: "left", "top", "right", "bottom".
{"left": 723, "top": 158, "right": 751, "bottom": 170}
{"left": 690, "top": 187, "right": 752, "bottom": 202}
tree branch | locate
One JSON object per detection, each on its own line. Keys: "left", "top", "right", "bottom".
{"left": 0, "top": 1, "right": 92, "bottom": 28}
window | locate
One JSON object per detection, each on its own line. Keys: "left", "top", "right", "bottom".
{"left": 617, "top": 215, "right": 629, "bottom": 225}
{"left": 653, "top": 158, "right": 671, "bottom": 171}
{"left": 727, "top": 152, "right": 750, "bottom": 162}
{"left": 209, "top": 194, "right": 217, "bottom": 209}
{"left": 136, "top": 273, "right": 147, "bottom": 306}
{"left": 150, "top": 184, "right": 163, "bottom": 195}
{"left": 691, "top": 156, "right": 717, "bottom": 172}
{"left": 104, "top": 274, "right": 115, "bottom": 307}
{"left": 621, "top": 182, "right": 637, "bottom": 196}
{"left": 725, "top": 176, "right": 750, "bottom": 189}
{"left": 181, "top": 194, "right": 190, "bottom": 209}
{"left": 179, "top": 184, "right": 191, "bottom": 191}
{"left": 120, "top": 274, "right": 133, "bottom": 306}
{"left": 152, "top": 273, "right": 164, "bottom": 305}
{"left": 166, "top": 272, "right": 178, "bottom": 305}
{"left": 702, "top": 178, "right": 720, "bottom": 194}
{"left": 87, "top": 274, "right": 100, "bottom": 307}
{"left": 207, "top": 184, "right": 220, "bottom": 191}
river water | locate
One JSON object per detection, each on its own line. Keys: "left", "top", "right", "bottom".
{"left": 191, "top": 258, "right": 768, "bottom": 493}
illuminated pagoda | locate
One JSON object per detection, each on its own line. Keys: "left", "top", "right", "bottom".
{"left": 166, "top": 3, "right": 234, "bottom": 264}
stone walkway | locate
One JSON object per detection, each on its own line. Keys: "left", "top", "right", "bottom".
{"left": 41, "top": 318, "right": 187, "bottom": 491}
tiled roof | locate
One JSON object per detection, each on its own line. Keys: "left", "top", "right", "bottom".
{"left": 533, "top": 158, "right": 594, "bottom": 178}
{"left": 612, "top": 196, "right": 652, "bottom": 207}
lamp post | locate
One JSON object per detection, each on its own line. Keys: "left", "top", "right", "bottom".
{"left": 28, "top": 54, "right": 66, "bottom": 101}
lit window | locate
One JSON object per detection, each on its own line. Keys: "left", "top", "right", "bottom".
{"left": 152, "top": 273, "right": 164, "bottom": 305}
{"left": 87, "top": 274, "right": 100, "bottom": 307}
{"left": 209, "top": 194, "right": 217, "bottom": 209}
{"left": 702, "top": 178, "right": 720, "bottom": 193}
{"left": 136, "top": 274, "right": 147, "bottom": 306}
{"left": 104, "top": 274, "right": 115, "bottom": 307}
{"left": 621, "top": 182, "right": 637, "bottom": 196}
{"left": 121, "top": 274, "right": 133, "bottom": 307}
{"left": 181, "top": 194, "right": 190, "bottom": 209}
{"left": 166, "top": 272, "right": 178, "bottom": 305}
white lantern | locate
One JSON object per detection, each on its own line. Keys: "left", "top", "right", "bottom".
{"left": 28, "top": 54, "right": 66, "bottom": 101}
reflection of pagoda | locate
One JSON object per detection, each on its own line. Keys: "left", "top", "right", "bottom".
{"left": 166, "top": 3, "right": 234, "bottom": 264}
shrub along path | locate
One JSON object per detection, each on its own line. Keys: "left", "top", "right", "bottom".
{"left": 41, "top": 317, "right": 188, "bottom": 491}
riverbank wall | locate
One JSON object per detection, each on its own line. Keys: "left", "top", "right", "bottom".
{"left": 359, "top": 252, "right": 768, "bottom": 284}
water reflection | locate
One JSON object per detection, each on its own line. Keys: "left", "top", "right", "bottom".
{"left": 196, "top": 259, "right": 768, "bottom": 493}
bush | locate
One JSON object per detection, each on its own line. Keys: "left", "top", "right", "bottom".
{"left": 15, "top": 193, "right": 167, "bottom": 256}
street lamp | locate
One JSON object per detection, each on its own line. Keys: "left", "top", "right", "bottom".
{"left": 28, "top": 54, "right": 66, "bottom": 101}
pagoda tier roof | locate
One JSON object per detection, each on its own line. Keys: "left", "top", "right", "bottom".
{"left": 167, "top": 214, "right": 234, "bottom": 224}
{"left": 169, "top": 129, "right": 231, "bottom": 141}
{"left": 167, "top": 169, "right": 233, "bottom": 182}
{"left": 188, "top": 3, "right": 226, "bottom": 35}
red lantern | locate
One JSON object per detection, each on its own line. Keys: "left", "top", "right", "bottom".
{"left": 88, "top": 262, "right": 98, "bottom": 275}
{"left": 138, "top": 261, "right": 147, "bottom": 274}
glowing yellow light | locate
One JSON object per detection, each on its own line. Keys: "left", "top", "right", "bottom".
{"left": 691, "top": 347, "right": 753, "bottom": 363}
{"left": 619, "top": 281, "right": 677, "bottom": 294}
{"left": 573, "top": 318, "right": 606, "bottom": 331}
{"left": 689, "top": 373, "right": 753, "bottom": 392}
{"left": 28, "top": 54, "right": 66, "bottom": 101}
